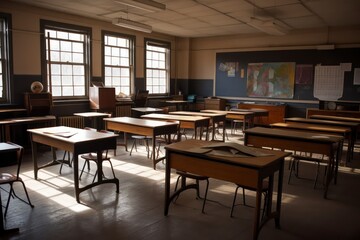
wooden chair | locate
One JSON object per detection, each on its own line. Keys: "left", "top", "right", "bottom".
{"left": 230, "top": 180, "right": 269, "bottom": 219}
{"left": 79, "top": 129, "right": 117, "bottom": 183}
{"left": 129, "top": 135, "right": 152, "bottom": 158}
{"left": 173, "top": 171, "right": 209, "bottom": 213}
{"left": 0, "top": 142, "right": 34, "bottom": 217}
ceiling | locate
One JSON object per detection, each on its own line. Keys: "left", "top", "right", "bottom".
{"left": 11, "top": 0, "right": 360, "bottom": 37}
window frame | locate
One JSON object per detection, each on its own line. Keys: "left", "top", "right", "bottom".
{"left": 102, "top": 31, "right": 135, "bottom": 96}
{"left": 144, "top": 38, "right": 170, "bottom": 96}
{"left": 40, "top": 19, "right": 92, "bottom": 101}
{"left": 0, "top": 13, "right": 13, "bottom": 104}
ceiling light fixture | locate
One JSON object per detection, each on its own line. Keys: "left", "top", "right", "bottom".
{"left": 112, "top": 18, "right": 152, "bottom": 33}
{"left": 247, "top": 17, "right": 289, "bottom": 36}
{"left": 114, "top": 0, "right": 166, "bottom": 12}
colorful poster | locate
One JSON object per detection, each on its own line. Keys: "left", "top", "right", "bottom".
{"left": 247, "top": 62, "right": 295, "bottom": 98}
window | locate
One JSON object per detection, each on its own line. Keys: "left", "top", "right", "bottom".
{"left": 41, "top": 20, "right": 91, "bottom": 99}
{"left": 0, "top": 13, "right": 11, "bottom": 103}
{"left": 103, "top": 32, "right": 134, "bottom": 96}
{"left": 145, "top": 39, "right": 170, "bottom": 94}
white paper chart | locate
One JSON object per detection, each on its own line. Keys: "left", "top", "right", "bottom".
{"left": 313, "top": 65, "right": 344, "bottom": 101}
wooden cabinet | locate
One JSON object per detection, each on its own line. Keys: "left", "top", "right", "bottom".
{"left": 204, "top": 98, "right": 226, "bottom": 110}
{"left": 24, "top": 92, "right": 53, "bottom": 116}
{"left": 89, "top": 87, "right": 115, "bottom": 113}
{"left": 238, "top": 103, "right": 287, "bottom": 125}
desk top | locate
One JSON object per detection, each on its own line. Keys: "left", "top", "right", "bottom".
{"left": 232, "top": 108, "right": 269, "bottom": 116}
{"left": 165, "top": 100, "right": 189, "bottom": 104}
{"left": 169, "top": 111, "right": 226, "bottom": 118}
{"left": 0, "top": 142, "right": 20, "bottom": 152}
{"left": 270, "top": 122, "right": 351, "bottom": 134}
{"left": 74, "top": 112, "right": 111, "bottom": 118}
{"left": 165, "top": 139, "right": 290, "bottom": 168}
{"left": 131, "top": 107, "right": 163, "bottom": 113}
{"left": 285, "top": 117, "right": 359, "bottom": 127}
{"left": 104, "top": 116, "right": 178, "bottom": 128}
{"left": 0, "top": 108, "right": 27, "bottom": 114}
{"left": 28, "top": 126, "right": 117, "bottom": 143}
{"left": 141, "top": 113, "right": 209, "bottom": 122}
{"left": 310, "top": 115, "right": 360, "bottom": 123}
{"left": 201, "top": 109, "right": 254, "bottom": 116}
{"left": 244, "top": 127, "right": 344, "bottom": 143}
{"left": 0, "top": 115, "right": 56, "bottom": 124}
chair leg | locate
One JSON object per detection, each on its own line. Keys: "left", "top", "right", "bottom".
{"left": 4, "top": 181, "right": 34, "bottom": 218}
{"left": 230, "top": 186, "right": 240, "bottom": 217}
{"left": 129, "top": 139, "right": 137, "bottom": 156}
{"left": 201, "top": 179, "right": 209, "bottom": 213}
{"left": 79, "top": 160, "right": 89, "bottom": 180}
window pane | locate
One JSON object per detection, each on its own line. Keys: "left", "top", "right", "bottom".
{"left": 45, "top": 25, "right": 89, "bottom": 98}
{"left": 104, "top": 34, "right": 133, "bottom": 95}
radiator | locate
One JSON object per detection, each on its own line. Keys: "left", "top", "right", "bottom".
{"left": 58, "top": 116, "right": 84, "bottom": 129}
{"left": 115, "top": 105, "right": 132, "bottom": 117}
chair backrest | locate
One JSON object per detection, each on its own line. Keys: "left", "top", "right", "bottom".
{"left": 1, "top": 142, "right": 24, "bottom": 179}
{"left": 134, "top": 90, "right": 149, "bottom": 107}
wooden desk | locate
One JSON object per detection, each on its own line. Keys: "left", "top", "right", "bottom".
{"left": 0, "top": 143, "right": 21, "bottom": 236}
{"left": 141, "top": 113, "right": 210, "bottom": 140}
{"left": 309, "top": 114, "right": 360, "bottom": 124}
{"left": 284, "top": 117, "right": 359, "bottom": 162}
{"left": 27, "top": 126, "right": 119, "bottom": 203}
{"left": 165, "top": 100, "right": 189, "bottom": 111}
{"left": 0, "top": 115, "right": 56, "bottom": 142}
{"left": 270, "top": 122, "right": 351, "bottom": 163}
{"left": 306, "top": 108, "right": 360, "bottom": 119}
{"left": 104, "top": 117, "right": 179, "bottom": 169}
{"left": 243, "top": 127, "right": 344, "bottom": 198}
{"left": 73, "top": 112, "right": 111, "bottom": 130}
{"left": 164, "top": 139, "right": 290, "bottom": 240}
{"left": 201, "top": 109, "right": 255, "bottom": 131}
{"left": 131, "top": 107, "right": 163, "bottom": 118}
{"left": 169, "top": 111, "right": 226, "bottom": 141}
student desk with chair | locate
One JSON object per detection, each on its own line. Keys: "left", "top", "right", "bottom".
{"left": 104, "top": 117, "right": 179, "bottom": 169}
{"left": 164, "top": 139, "right": 290, "bottom": 240}
{"left": 169, "top": 111, "right": 226, "bottom": 141}
{"left": 27, "top": 126, "right": 119, "bottom": 203}
{"left": 243, "top": 127, "right": 344, "bottom": 198}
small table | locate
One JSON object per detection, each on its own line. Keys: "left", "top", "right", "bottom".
{"left": 243, "top": 127, "right": 344, "bottom": 198}
{"left": 284, "top": 117, "right": 359, "bottom": 162}
{"left": 270, "top": 121, "right": 352, "bottom": 163}
{"left": 104, "top": 117, "right": 179, "bottom": 169}
{"left": 165, "top": 100, "right": 189, "bottom": 111}
{"left": 73, "top": 112, "right": 111, "bottom": 130}
{"left": 0, "top": 143, "right": 21, "bottom": 236}
{"left": 141, "top": 113, "right": 210, "bottom": 140}
{"left": 164, "top": 139, "right": 290, "bottom": 240}
{"left": 201, "top": 109, "right": 255, "bottom": 131}
{"left": 169, "top": 111, "right": 226, "bottom": 141}
{"left": 0, "top": 115, "right": 56, "bottom": 142}
{"left": 28, "top": 126, "right": 119, "bottom": 203}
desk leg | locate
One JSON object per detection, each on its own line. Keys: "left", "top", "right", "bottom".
{"left": 152, "top": 136, "right": 156, "bottom": 170}
{"left": 31, "top": 138, "right": 39, "bottom": 180}
{"left": 275, "top": 160, "right": 284, "bottom": 228}
{"left": 73, "top": 153, "right": 80, "bottom": 203}
{"left": 253, "top": 182, "right": 262, "bottom": 240}
{"left": 324, "top": 147, "right": 335, "bottom": 199}
{"left": 164, "top": 151, "right": 171, "bottom": 216}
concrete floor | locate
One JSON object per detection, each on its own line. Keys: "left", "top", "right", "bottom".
{"left": 1, "top": 129, "right": 360, "bottom": 240}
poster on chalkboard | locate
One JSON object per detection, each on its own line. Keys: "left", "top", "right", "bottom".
{"left": 246, "top": 62, "right": 295, "bottom": 98}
